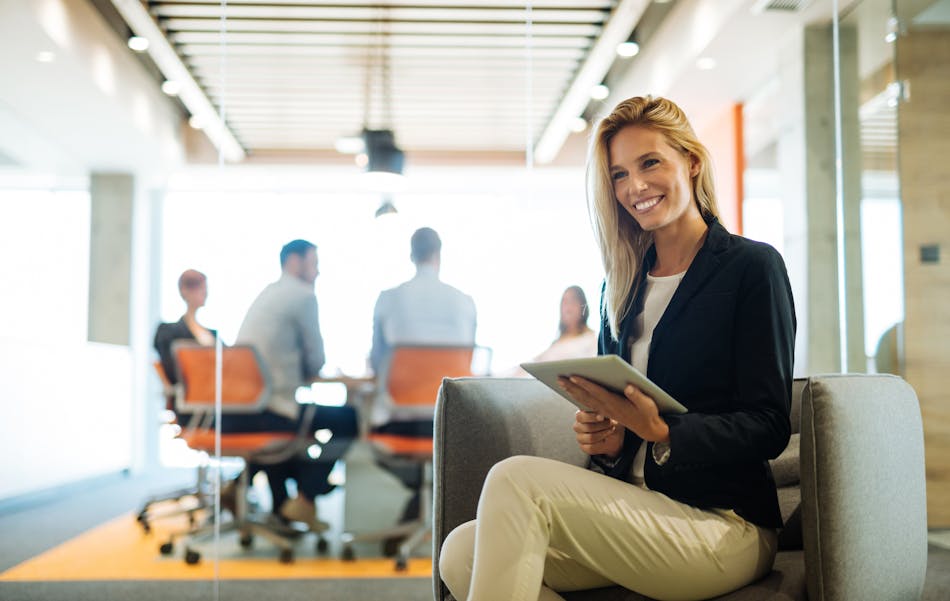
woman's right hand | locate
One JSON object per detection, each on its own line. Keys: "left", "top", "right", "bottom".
{"left": 573, "top": 410, "right": 624, "bottom": 458}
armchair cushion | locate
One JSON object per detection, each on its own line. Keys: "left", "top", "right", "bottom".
{"left": 769, "top": 433, "right": 800, "bottom": 488}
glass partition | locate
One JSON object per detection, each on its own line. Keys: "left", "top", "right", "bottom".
{"left": 9, "top": 0, "right": 939, "bottom": 596}
{"left": 891, "top": 0, "right": 950, "bottom": 528}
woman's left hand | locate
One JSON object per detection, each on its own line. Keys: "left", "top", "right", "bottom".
{"left": 558, "top": 376, "right": 670, "bottom": 443}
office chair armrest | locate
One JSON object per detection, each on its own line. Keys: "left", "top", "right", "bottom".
{"left": 800, "top": 374, "right": 927, "bottom": 601}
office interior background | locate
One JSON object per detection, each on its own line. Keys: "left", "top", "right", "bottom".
{"left": 0, "top": 0, "right": 948, "bottom": 596}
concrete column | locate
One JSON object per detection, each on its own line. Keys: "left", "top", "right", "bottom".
{"left": 88, "top": 173, "right": 134, "bottom": 346}
{"left": 896, "top": 27, "right": 950, "bottom": 527}
{"left": 801, "top": 24, "right": 866, "bottom": 374}
{"left": 88, "top": 173, "right": 166, "bottom": 472}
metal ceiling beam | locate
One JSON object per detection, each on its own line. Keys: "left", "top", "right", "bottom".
{"left": 152, "top": 0, "right": 614, "bottom": 8}
{"left": 161, "top": 19, "right": 601, "bottom": 37}
{"left": 533, "top": 0, "right": 650, "bottom": 164}
{"left": 172, "top": 32, "right": 595, "bottom": 48}
{"left": 176, "top": 44, "right": 587, "bottom": 59}
{"left": 152, "top": 5, "right": 610, "bottom": 23}
{"left": 109, "top": 0, "right": 245, "bottom": 162}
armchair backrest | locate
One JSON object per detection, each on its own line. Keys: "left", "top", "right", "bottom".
{"left": 800, "top": 374, "right": 927, "bottom": 601}
{"left": 387, "top": 345, "right": 474, "bottom": 407}
{"left": 173, "top": 343, "right": 272, "bottom": 414}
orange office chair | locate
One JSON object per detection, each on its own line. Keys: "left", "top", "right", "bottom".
{"left": 341, "top": 345, "right": 474, "bottom": 570}
{"left": 161, "top": 343, "right": 323, "bottom": 564}
{"left": 136, "top": 361, "right": 212, "bottom": 534}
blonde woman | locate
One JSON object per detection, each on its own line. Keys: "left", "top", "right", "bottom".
{"left": 438, "top": 96, "right": 796, "bottom": 601}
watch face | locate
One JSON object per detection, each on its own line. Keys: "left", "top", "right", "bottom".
{"left": 652, "top": 442, "right": 671, "bottom": 465}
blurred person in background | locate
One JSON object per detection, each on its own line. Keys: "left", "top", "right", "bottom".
{"left": 229, "top": 239, "right": 358, "bottom": 533}
{"left": 153, "top": 269, "right": 217, "bottom": 408}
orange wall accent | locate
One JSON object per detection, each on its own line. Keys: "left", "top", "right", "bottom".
{"left": 697, "top": 103, "right": 744, "bottom": 235}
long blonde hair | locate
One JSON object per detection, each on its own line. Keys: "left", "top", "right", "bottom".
{"left": 587, "top": 96, "right": 720, "bottom": 341}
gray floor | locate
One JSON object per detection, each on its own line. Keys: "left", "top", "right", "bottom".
{"left": 0, "top": 580, "right": 433, "bottom": 601}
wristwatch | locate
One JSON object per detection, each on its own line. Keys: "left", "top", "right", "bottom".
{"left": 652, "top": 441, "right": 671, "bottom": 466}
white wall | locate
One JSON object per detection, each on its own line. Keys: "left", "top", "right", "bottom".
{"left": 0, "top": 186, "right": 133, "bottom": 500}
{"left": 0, "top": 0, "right": 184, "bottom": 178}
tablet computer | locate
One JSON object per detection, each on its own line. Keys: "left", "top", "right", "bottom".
{"left": 520, "top": 355, "right": 687, "bottom": 414}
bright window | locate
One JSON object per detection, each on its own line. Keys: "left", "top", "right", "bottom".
{"left": 160, "top": 166, "right": 604, "bottom": 375}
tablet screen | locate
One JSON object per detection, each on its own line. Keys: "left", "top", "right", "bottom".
{"left": 520, "top": 355, "right": 687, "bottom": 414}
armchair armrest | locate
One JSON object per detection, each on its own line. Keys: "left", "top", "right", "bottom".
{"left": 433, "top": 377, "right": 587, "bottom": 600}
{"left": 801, "top": 374, "right": 927, "bottom": 601}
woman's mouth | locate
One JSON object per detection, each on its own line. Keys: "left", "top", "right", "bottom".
{"left": 634, "top": 195, "right": 663, "bottom": 212}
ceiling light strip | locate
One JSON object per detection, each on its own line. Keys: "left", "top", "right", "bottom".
{"left": 109, "top": 0, "right": 245, "bottom": 161}
{"left": 533, "top": 0, "right": 651, "bottom": 164}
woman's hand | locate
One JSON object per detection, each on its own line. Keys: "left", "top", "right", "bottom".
{"left": 572, "top": 410, "right": 624, "bottom": 458}
{"left": 559, "top": 376, "right": 670, "bottom": 443}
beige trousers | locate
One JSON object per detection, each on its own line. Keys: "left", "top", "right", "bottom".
{"left": 439, "top": 456, "right": 776, "bottom": 601}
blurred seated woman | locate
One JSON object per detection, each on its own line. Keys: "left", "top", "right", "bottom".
{"left": 533, "top": 285, "right": 598, "bottom": 362}
{"left": 153, "top": 269, "right": 217, "bottom": 405}
{"left": 507, "top": 285, "right": 597, "bottom": 377}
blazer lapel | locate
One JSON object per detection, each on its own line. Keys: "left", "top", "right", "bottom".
{"left": 650, "top": 219, "right": 728, "bottom": 344}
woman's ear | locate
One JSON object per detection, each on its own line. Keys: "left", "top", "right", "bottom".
{"left": 688, "top": 153, "right": 701, "bottom": 178}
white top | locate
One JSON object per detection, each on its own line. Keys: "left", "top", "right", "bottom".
{"left": 629, "top": 270, "right": 685, "bottom": 482}
{"left": 534, "top": 329, "right": 598, "bottom": 363}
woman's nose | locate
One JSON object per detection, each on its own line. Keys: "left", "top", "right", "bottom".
{"left": 626, "top": 177, "right": 646, "bottom": 198}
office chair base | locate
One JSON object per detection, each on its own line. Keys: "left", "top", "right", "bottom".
{"left": 136, "top": 465, "right": 212, "bottom": 534}
{"left": 340, "top": 517, "right": 430, "bottom": 569}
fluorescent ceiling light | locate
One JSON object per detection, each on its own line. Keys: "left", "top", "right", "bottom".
{"left": 590, "top": 84, "right": 610, "bottom": 100}
{"left": 570, "top": 117, "right": 588, "bottom": 133}
{"left": 188, "top": 115, "right": 205, "bottom": 129}
{"left": 127, "top": 36, "right": 149, "bottom": 52}
{"left": 161, "top": 80, "right": 181, "bottom": 96}
{"left": 110, "top": 0, "right": 245, "bottom": 161}
{"left": 35, "top": 51, "right": 55, "bottom": 63}
{"left": 616, "top": 41, "right": 640, "bottom": 57}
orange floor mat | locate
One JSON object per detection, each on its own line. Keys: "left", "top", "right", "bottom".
{"left": 0, "top": 511, "right": 431, "bottom": 581}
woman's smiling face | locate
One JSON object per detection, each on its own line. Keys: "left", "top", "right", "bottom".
{"left": 608, "top": 125, "right": 700, "bottom": 233}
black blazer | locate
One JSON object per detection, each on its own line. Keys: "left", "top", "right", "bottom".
{"left": 153, "top": 319, "right": 218, "bottom": 386}
{"left": 597, "top": 218, "right": 796, "bottom": 529}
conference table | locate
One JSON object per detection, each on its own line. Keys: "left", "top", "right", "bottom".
{"left": 310, "top": 373, "right": 377, "bottom": 437}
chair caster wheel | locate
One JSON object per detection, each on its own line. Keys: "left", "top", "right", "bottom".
{"left": 316, "top": 537, "right": 328, "bottom": 554}
{"left": 341, "top": 545, "right": 355, "bottom": 561}
{"left": 159, "top": 542, "right": 174, "bottom": 555}
{"left": 239, "top": 534, "right": 254, "bottom": 548}
{"left": 279, "top": 549, "right": 294, "bottom": 564}
{"left": 395, "top": 557, "right": 408, "bottom": 571}
{"left": 185, "top": 549, "right": 201, "bottom": 565}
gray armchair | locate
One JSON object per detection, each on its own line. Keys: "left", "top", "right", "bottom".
{"left": 432, "top": 375, "right": 928, "bottom": 601}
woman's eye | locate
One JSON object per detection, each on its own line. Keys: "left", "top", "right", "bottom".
{"left": 611, "top": 170, "right": 626, "bottom": 181}
{"left": 642, "top": 158, "right": 659, "bottom": 169}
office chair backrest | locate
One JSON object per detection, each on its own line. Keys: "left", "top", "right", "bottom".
{"left": 154, "top": 361, "right": 172, "bottom": 389}
{"left": 387, "top": 345, "right": 474, "bottom": 407}
{"left": 174, "top": 344, "right": 271, "bottom": 414}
